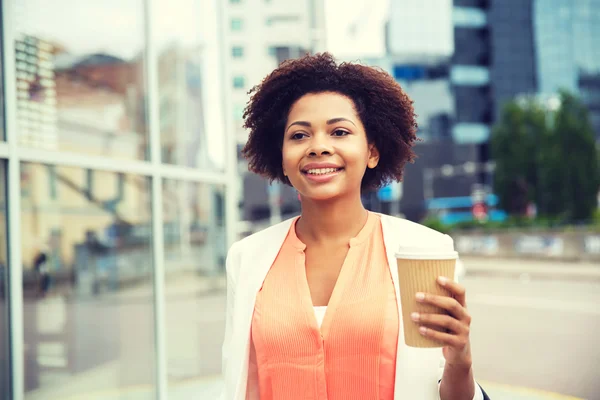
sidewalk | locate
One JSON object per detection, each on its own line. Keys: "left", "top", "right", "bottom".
{"left": 461, "top": 256, "right": 600, "bottom": 281}
{"left": 55, "top": 376, "right": 584, "bottom": 400}
{"left": 479, "top": 380, "right": 584, "bottom": 400}
{"left": 26, "top": 363, "right": 586, "bottom": 400}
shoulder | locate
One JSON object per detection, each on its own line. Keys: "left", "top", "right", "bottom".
{"left": 225, "top": 218, "right": 295, "bottom": 277}
{"left": 235, "top": 218, "right": 295, "bottom": 251}
{"left": 378, "top": 213, "right": 454, "bottom": 250}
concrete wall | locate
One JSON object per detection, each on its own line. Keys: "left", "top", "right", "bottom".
{"left": 451, "top": 229, "right": 600, "bottom": 262}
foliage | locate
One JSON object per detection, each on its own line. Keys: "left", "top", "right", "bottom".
{"left": 491, "top": 99, "right": 548, "bottom": 215}
{"left": 491, "top": 91, "right": 600, "bottom": 222}
{"left": 421, "top": 216, "right": 599, "bottom": 233}
{"left": 421, "top": 217, "right": 451, "bottom": 235}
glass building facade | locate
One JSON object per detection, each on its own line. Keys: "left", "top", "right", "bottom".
{"left": 534, "top": 0, "right": 600, "bottom": 139}
{"left": 451, "top": 1, "right": 493, "bottom": 145}
{"left": 534, "top": 0, "right": 600, "bottom": 95}
{"left": 0, "top": 0, "right": 236, "bottom": 398}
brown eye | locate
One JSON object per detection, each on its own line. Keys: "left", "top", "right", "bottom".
{"left": 291, "top": 132, "right": 307, "bottom": 140}
{"left": 332, "top": 129, "right": 349, "bottom": 137}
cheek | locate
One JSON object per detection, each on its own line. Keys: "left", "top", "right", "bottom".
{"left": 345, "top": 146, "right": 371, "bottom": 168}
{"left": 281, "top": 145, "right": 300, "bottom": 171}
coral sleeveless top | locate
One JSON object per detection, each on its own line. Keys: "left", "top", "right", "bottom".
{"left": 250, "top": 212, "right": 399, "bottom": 399}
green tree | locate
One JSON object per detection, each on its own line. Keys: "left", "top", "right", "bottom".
{"left": 492, "top": 91, "right": 600, "bottom": 222}
{"left": 544, "top": 91, "right": 600, "bottom": 221}
{"left": 491, "top": 99, "right": 548, "bottom": 215}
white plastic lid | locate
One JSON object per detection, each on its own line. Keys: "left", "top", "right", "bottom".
{"left": 395, "top": 245, "right": 458, "bottom": 260}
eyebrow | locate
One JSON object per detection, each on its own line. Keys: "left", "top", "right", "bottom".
{"left": 286, "top": 117, "right": 357, "bottom": 132}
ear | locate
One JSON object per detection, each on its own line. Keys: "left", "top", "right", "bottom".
{"left": 367, "top": 143, "right": 380, "bottom": 169}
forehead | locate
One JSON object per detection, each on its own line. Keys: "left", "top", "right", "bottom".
{"left": 287, "top": 92, "right": 359, "bottom": 121}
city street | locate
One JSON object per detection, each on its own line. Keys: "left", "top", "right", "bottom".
{"left": 19, "top": 257, "right": 600, "bottom": 399}
{"left": 462, "top": 257, "right": 600, "bottom": 400}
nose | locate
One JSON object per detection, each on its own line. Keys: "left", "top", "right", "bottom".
{"left": 306, "top": 134, "right": 333, "bottom": 157}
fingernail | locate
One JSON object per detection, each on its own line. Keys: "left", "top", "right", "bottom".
{"left": 411, "top": 312, "right": 420, "bottom": 321}
{"left": 416, "top": 292, "right": 425, "bottom": 301}
{"left": 419, "top": 326, "right": 427, "bottom": 335}
{"left": 438, "top": 276, "right": 448, "bottom": 285}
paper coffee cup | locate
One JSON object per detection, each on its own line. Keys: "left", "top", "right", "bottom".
{"left": 396, "top": 246, "right": 458, "bottom": 348}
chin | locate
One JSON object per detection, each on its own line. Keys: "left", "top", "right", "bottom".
{"left": 300, "top": 187, "right": 345, "bottom": 202}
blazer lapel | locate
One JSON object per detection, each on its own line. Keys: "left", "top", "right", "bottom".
{"left": 380, "top": 214, "right": 443, "bottom": 399}
{"left": 232, "top": 218, "right": 295, "bottom": 400}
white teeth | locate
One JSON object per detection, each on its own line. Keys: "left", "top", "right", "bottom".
{"left": 306, "top": 168, "right": 339, "bottom": 175}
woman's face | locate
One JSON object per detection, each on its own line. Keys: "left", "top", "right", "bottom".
{"left": 282, "top": 92, "right": 379, "bottom": 201}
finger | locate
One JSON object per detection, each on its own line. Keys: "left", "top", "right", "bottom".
{"left": 411, "top": 312, "right": 468, "bottom": 335}
{"left": 437, "top": 276, "right": 467, "bottom": 307}
{"left": 416, "top": 292, "right": 470, "bottom": 323}
{"left": 418, "top": 326, "right": 469, "bottom": 349}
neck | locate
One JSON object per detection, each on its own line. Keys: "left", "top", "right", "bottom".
{"left": 296, "top": 193, "right": 368, "bottom": 244}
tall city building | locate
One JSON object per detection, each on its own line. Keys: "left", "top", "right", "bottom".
{"left": 388, "top": 0, "right": 454, "bottom": 57}
{"left": 451, "top": 0, "right": 494, "bottom": 146}
{"left": 534, "top": 0, "right": 600, "bottom": 95}
{"left": 451, "top": 0, "right": 600, "bottom": 147}
{"left": 488, "top": 0, "right": 538, "bottom": 120}
{"left": 383, "top": 0, "right": 480, "bottom": 220}
{"left": 224, "top": 0, "right": 326, "bottom": 223}
{"left": 382, "top": 0, "right": 600, "bottom": 220}
{"left": 533, "top": 0, "right": 600, "bottom": 138}
{"left": 225, "top": 0, "right": 326, "bottom": 147}
{"left": 451, "top": 0, "right": 538, "bottom": 189}
{"left": 386, "top": 0, "right": 455, "bottom": 142}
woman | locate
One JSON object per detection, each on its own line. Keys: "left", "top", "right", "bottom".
{"left": 221, "top": 53, "right": 488, "bottom": 400}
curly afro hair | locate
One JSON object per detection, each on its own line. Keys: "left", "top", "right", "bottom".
{"left": 241, "top": 52, "right": 418, "bottom": 190}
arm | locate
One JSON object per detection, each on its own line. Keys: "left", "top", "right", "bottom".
{"left": 414, "top": 274, "right": 483, "bottom": 399}
{"left": 439, "top": 362, "right": 477, "bottom": 400}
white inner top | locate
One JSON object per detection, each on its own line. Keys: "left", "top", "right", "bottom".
{"left": 313, "top": 306, "right": 327, "bottom": 328}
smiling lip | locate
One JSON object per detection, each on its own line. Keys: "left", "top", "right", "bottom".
{"left": 301, "top": 163, "right": 344, "bottom": 183}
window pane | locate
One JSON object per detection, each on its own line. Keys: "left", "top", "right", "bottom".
{"left": 14, "top": 1, "right": 149, "bottom": 159}
{"left": 0, "top": 163, "right": 8, "bottom": 397}
{"left": 155, "top": 0, "right": 225, "bottom": 171}
{"left": 233, "top": 76, "right": 245, "bottom": 89}
{"left": 231, "top": 18, "right": 243, "bottom": 31}
{"left": 21, "top": 164, "right": 156, "bottom": 398}
{"left": 163, "top": 180, "right": 226, "bottom": 397}
{"left": 232, "top": 46, "right": 244, "bottom": 58}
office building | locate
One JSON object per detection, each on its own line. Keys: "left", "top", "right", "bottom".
{"left": 382, "top": 0, "right": 479, "bottom": 219}
{"left": 388, "top": 0, "right": 454, "bottom": 57}
{"left": 533, "top": 0, "right": 600, "bottom": 139}
{"left": 450, "top": 0, "right": 540, "bottom": 192}
{"left": 451, "top": 0, "right": 600, "bottom": 148}
{"left": 224, "top": 0, "right": 326, "bottom": 223}
{"left": 451, "top": 0, "right": 494, "bottom": 146}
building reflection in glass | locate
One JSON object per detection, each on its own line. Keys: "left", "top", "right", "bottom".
{"left": 21, "top": 163, "right": 156, "bottom": 399}
{"left": 155, "top": 0, "right": 225, "bottom": 171}
{"left": 15, "top": 0, "right": 149, "bottom": 159}
{"left": 162, "top": 180, "right": 226, "bottom": 394}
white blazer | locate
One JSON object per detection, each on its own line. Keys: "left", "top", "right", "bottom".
{"left": 221, "top": 214, "right": 483, "bottom": 400}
